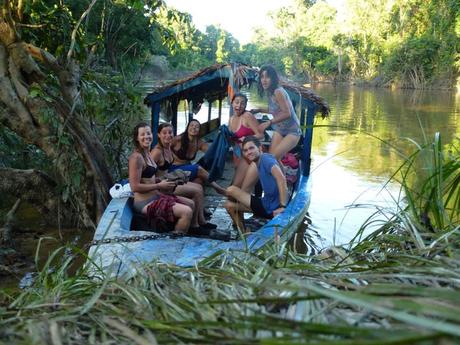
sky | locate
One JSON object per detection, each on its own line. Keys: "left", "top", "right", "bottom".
{"left": 164, "top": 0, "right": 345, "bottom": 44}
{"left": 165, "top": 0, "right": 292, "bottom": 44}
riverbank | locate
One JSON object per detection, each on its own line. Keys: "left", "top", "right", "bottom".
{"left": 295, "top": 75, "right": 458, "bottom": 91}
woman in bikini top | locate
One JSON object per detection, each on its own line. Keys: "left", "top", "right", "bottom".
{"left": 169, "top": 119, "right": 226, "bottom": 195}
{"left": 227, "top": 93, "right": 264, "bottom": 188}
{"left": 150, "top": 123, "right": 218, "bottom": 230}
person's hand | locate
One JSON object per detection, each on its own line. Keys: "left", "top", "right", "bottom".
{"left": 157, "top": 180, "right": 176, "bottom": 192}
{"left": 272, "top": 207, "right": 285, "bottom": 217}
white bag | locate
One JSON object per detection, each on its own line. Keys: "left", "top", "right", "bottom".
{"left": 109, "top": 183, "right": 133, "bottom": 198}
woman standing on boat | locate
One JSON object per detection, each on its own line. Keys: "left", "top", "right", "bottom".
{"left": 228, "top": 93, "right": 264, "bottom": 188}
{"left": 129, "top": 122, "right": 193, "bottom": 234}
{"left": 171, "top": 119, "right": 226, "bottom": 195}
{"left": 151, "top": 123, "right": 217, "bottom": 231}
{"left": 251, "top": 65, "right": 301, "bottom": 160}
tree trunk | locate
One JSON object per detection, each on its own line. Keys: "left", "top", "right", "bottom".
{"left": 0, "top": 13, "right": 112, "bottom": 228}
{"left": 0, "top": 168, "right": 76, "bottom": 226}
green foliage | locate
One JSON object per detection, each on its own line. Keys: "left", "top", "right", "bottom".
{"left": 234, "top": 0, "right": 459, "bottom": 87}
{"left": 0, "top": 127, "right": 50, "bottom": 171}
{"left": 383, "top": 35, "right": 442, "bottom": 87}
{"left": 81, "top": 70, "right": 147, "bottom": 180}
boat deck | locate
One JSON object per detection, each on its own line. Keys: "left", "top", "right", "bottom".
{"left": 199, "top": 151, "right": 269, "bottom": 239}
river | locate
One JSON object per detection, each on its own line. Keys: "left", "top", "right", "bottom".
{"left": 189, "top": 84, "right": 460, "bottom": 251}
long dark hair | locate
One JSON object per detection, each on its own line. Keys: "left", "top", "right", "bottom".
{"left": 177, "top": 119, "right": 200, "bottom": 159}
{"left": 257, "top": 64, "right": 279, "bottom": 96}
{"left": 157, "top": 122, "right": 173, "bottom": 148}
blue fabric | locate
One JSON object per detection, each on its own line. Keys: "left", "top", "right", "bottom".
{"left": 169, "top": 164, "right": 199, "bottom": 180}
{"left": 199, "top": 125, "right": 233, "bottom": 182}
{"left": 258, "top": 153, "right": 281, "bottom": 214}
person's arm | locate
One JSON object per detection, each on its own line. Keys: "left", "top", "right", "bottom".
{"left": 249, "top": 107, "right": 269, "bottom": 114}
{"left": 271, "top": 164, "right": 288, "bottom": 217}
{"left": 128, "top": 153, "right": 174, "bottom": 193}
{"left": 198, "top": 138, "right": 209, "bottom": 152}
{"left": 243, "top": 112, "right": 264, "bottom": 140}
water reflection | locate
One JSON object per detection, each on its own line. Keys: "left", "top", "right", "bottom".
{"left": 308, "top": 84, "right": 459, "bottom": 247}
{"left": 188, "top": 84, "right": 458, "bottom": 249}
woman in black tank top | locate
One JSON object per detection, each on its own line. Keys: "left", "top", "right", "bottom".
{"left": 150, "top": 123, "right": 218, "bottom": 230}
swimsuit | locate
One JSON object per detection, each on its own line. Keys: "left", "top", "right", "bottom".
{"left": 132, "top": 195, "right": 160, "bottom": 213}
{"left": 141, "top": 165, "right": 157, "bottom": 178}
{"left": 234, "top": 124, "right": 254, "bottom": 140}
{"left": 173, "top": 140, "right": 198, "bottom": 161}
{"left": 134, "top": 157, "right": 159, "bottom": 212}
{"left": 171, "top": 140, "right": 200, "bottom": 180}
{"left": 269, "top": 87, "right": 301, "bottom": 137}
{"left": 158, "top": 150, "right": 173, "bottom": 171}
{"left": 232, "top": 123, "right": 255, "bottom": 158}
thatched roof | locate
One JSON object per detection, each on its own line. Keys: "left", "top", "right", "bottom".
{"left": 145, "top": 63, "right": 330, "bottom": 117}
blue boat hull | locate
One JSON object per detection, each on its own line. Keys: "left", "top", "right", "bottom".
{"left": 87, "top": 172, "right": 311, "bottom": 276}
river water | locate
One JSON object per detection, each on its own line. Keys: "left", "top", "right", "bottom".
{"left": 190, "top": 84, "right": 459, "bottom": 250}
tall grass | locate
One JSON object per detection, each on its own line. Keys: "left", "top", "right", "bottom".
{"left": 0, "top": 134, "right": 459, "bottom": 344}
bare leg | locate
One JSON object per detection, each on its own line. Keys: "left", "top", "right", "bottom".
{"left": 241, "top": 162, "right": 259, "bottom": 193}
{"left": 174, "top": 182, "right": 206, "bottom": 225}
{"left": 224, "top": 199, "right": 251, "bottom": 233}
{"left": 171, "top": 202, "right": 193, "bottom": 234}
{"left": 232, "top": 157, "right": 249, "bottom": 188}
{"left": 175, "top": 196, "right": 197, "bottom": 227}
{"left": 226, "top": 185, "right": 252, "bottom": 207}
{"left": 269, "top": 132, "right": 300, "bottom": 160}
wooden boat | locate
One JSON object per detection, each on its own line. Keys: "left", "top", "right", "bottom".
{"left": 87, "top": 63, "right": 329, "bottom": 276}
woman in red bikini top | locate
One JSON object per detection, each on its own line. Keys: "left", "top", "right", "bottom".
{"left": 228, "top": 93, "right": 264, "bottom": 188}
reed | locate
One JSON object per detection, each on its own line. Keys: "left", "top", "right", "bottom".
{"left": 0, "top": 134, "right": 459, "bottom": 344}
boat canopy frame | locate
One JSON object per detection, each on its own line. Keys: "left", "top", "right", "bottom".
{"left": 144, "top": 63, "right": 329, "bottom": 177}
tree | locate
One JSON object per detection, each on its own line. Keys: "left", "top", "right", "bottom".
{"left": 0, "top": 0, "right": 166, "bottom": 228}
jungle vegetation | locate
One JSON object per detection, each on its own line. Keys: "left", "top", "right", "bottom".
{"left": 0, "top": 1, "right": 459, "bottom": 341}
{"left": 0, "top": 0, "right": 458, "bottom": 231}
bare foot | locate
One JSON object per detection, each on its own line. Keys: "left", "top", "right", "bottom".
{"left": 211, "top": 182, "right": 227, "bottom": 196}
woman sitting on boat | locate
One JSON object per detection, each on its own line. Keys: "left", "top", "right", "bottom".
{"left": 228, "top": 93, "right": 264, "bottom": 188}
{"left": 251, "top": 65, "right": 301, "bottom": 160}
{"left": 151, "top": 123, "right": 217, "bottom": 232}
{"left": 224, "top": 136, "right": 288, "bottom": 233}
{"left": 170, "top": 119, "right": 226, "bottom": 195}
{"left": 128, "top": 122, "right": 194, "bottom": 234}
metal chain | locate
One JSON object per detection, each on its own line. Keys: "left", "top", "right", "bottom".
{"left": 91, "top": 232, "right": 186, "bottom": 246}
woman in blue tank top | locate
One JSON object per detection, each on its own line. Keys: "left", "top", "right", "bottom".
{"left": 251, "top": 65, "right": 301, "bottom": 160}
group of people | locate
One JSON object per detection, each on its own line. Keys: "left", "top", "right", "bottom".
{"left": 128, "top": 65, "right": 302, "bottom": 235}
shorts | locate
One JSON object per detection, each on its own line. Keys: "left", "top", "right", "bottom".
{"left": 169, "top": 164, "right": 199, "bottom": 180}
{"left": 250, "top": 196, "right": 273, "bottom": 219}
{"left": 132, "top": 195, "right": 160, "bottom": 213}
